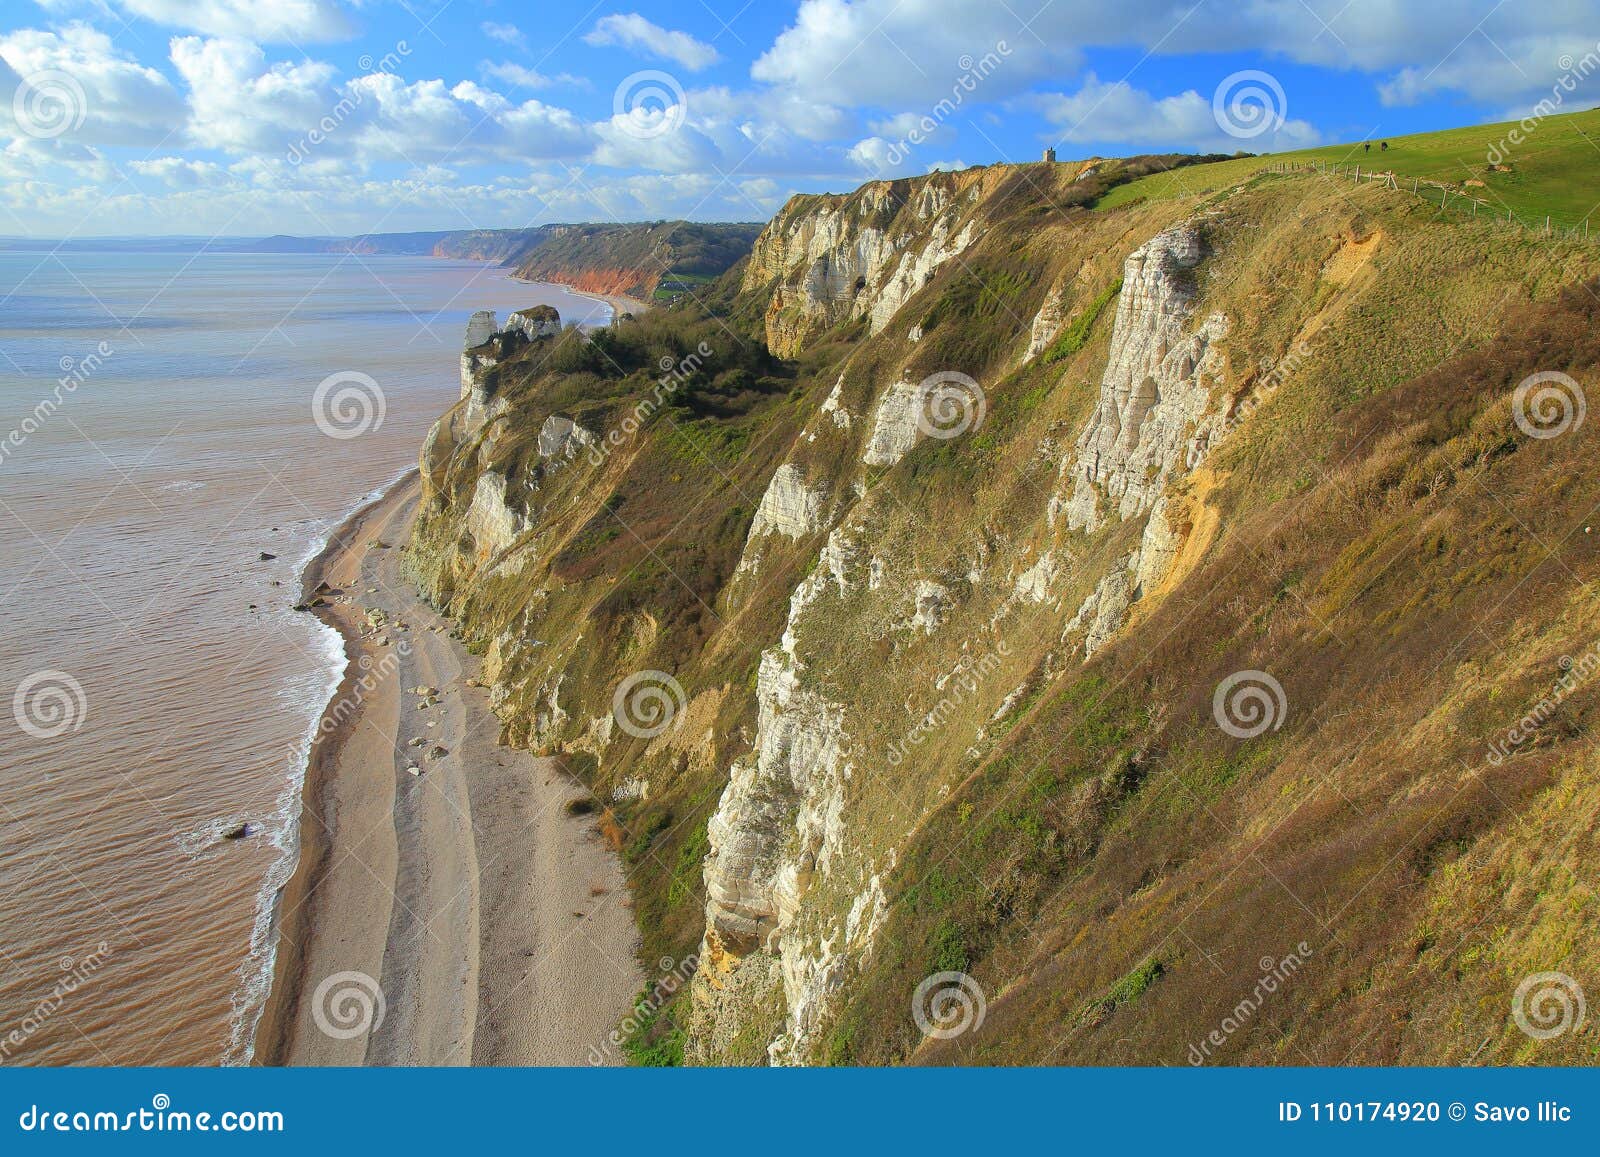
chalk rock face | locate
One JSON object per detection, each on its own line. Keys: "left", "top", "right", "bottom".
{"left": 911, "top": 580, "right": 950, "bottom": 634}
{"left": 459, "top": 349, "right": 501, "bottom": 434}
{"left": 1025, "top": 284, "right": 1067, "bottom": 361}
{"left": 1063, "top": 226, "right": 1230, "bottom": 532}
{"left": 465, "top": 471, "right": 526, "bottom": 559}
{"left": 695, "top": 523, "right": 884, "bottom": 1063}
{"left": 1055, "top": 223, "right": 1240, "bottom": 657}
{"left": 464, "top": 310, "right": 497, "bottom": 350}
{"left": 749, "top": 463, "right": 829, "bottom": 541}
{"left": 1069, "top": 560, "right": 1133, "bottom": 658}
{"left": 861, "top": 380, "right": 924, "bottom": 466}
{"left": 538, "top": 414, "right": 595, "bottom": 460}
{"left": 1014, "top": 551, "right": 1058, "bottom": 604}
{"left": 867, "top": 216, "right": 976, "bottom": 335}
{"left": 745, "top": 172, "right": 988, "bottom": 356}
{"left": 1133, "top": 496, "right": 1181, "bottom": 597}
{"left": 506, "top": 305, "right": 561, "bottom": 340}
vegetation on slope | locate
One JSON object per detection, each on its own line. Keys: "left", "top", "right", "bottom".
{"left": 513, "top": 221, "right": 764, "bottom": 301}
{"left": 410, "top": 108, "right": 1600, "bottom": 1068}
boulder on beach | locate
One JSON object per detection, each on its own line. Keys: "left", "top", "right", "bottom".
{"left": 223, "top": 822, "right": 255, "bottom": 840}
{"left": 259, "top": 552, "right": 276, "bottom": 561}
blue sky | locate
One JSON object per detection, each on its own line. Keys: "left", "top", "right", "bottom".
{"left": 1, "top": 0, "right": 1595, "bottom": 237}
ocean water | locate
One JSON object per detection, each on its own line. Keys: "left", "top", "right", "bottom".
{"left": 0, "top": 251, "right": 605, "bottom": 1066}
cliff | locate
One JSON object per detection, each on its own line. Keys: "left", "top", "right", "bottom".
{"left": 405, "top": 142, "right": 1600, "bottom": 1067}
{"left": 512, "top": 221, "right": 763, "bottom": 303}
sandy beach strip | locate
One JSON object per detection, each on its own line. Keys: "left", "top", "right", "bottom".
{"left": 506, "top": 275, "right": 653, "bottom": 324}
{"left": 253, "top": 472, "right": 642, "bottom": 1066}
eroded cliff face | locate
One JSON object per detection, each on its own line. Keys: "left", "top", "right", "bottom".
{"left": 743, "top": 167, "right": 1034, "bottom": 357}
{"left": 407, "top": 159, "right": 1600, "bottom": 1067}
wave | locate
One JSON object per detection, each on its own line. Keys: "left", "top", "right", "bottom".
{"left": 220, "top": 467, "right": 412, "bottom": 1065}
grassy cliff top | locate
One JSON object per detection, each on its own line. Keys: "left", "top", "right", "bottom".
{"left": 1098, "top": 106, "right": 1600, "bottom": 228}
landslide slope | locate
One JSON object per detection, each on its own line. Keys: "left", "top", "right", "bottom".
{"left": 407, "top": 136, "right": 1600, "bottom": 1067}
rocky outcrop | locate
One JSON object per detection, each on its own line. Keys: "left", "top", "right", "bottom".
{"left": 464, "top": 471, "right": 526, "bottom": 560}
{"left": 1054, "top": 223, "right": 1235, "bottom": 657}
{"left": 537, "top": 414, "right": 595, "bottom": 460}
{"left": 748, "top": 463, "right": 829, "bottom": 541}
{"left": 861, "top": 380, "right": 924, "bottom": 466}
{"left": 694, "top": 524, "right": 877, "bottom": 1063}
{"left": 1059, "top": 226, "right": 1230, "bottom": 533}
{"left": 464, "top": 309, "right": 497, "bottom": 350}
{"left": 746, "top": 173, "right": 990, "bottom": 357}
{"left": 1025, "top": 285, "right": 1067, "bottom": 361}
{"left": 506, "top": 305, "right": 562, "bottom": 340}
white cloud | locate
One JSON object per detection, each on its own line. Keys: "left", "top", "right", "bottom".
{"left": 170, "top": 38, "right": 593, "bottom": 167}
{"left": 0, "top": 23, "right": 184, "bottom": 147}
{"left": 584, "top": 14, "right": 721, "bottom": 72}
{"left": 1034, "top": 74, "right": 1321, "bottom": 154}
{"left": 0, "top": 163, "right": 791, "bottom": 237}
{"left": 1376, "top": 33, "right": 1600, "bottom": 108}
{"left": 130, "top": 155, "right": 228, "bottom": 187}
{"left": 481, "top": 22, "right": 526, "bottom": 51}
{"left": 482, "top": 61, "right": 586, "bottom": 91}
{"left": 171, "top": 36, "right": 340, "bottom": 154}
{"left": 846, "top": 135, "right": 909, "bottom": 175}
{"left": 753, "top": 0, "right": 1600, "bottom": 111}
{"left": 351, "top": 73, "right": 592, "bottom": 165}
{"left": 117, "top": 0, "right": 355, "bottom": 43}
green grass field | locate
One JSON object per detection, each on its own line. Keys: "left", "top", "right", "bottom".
{"left": 1097, "top": 107, "right": 1600, "bottom": 229}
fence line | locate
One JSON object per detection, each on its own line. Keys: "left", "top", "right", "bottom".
{"left": 1264, "top": 159, "right": 1594, "bottom": 244}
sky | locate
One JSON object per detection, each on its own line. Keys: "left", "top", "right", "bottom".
{"left": 1, "top": 0, "right": 1597, "bottom": 238}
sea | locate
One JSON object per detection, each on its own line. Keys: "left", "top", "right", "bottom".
{"left": 0, "top": 250, "right": 605, "bottom": 1065}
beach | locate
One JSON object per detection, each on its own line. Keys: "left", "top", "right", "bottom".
{"left": 253, "top": 472, "right": 642, "bottom": 1065}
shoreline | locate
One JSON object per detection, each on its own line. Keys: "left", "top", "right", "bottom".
{"left": 506, "top": 273, "right": 653, "bottom": 323}
{"left": 253, "top": 469, "right": 642, "bottom": 1066}
{"left": 251, "top": 475, "right": 414, "bottom": 1066}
